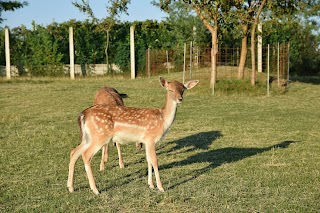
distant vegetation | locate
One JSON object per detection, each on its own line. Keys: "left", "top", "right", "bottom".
{"left": 0, "top": 1, "right": 319, "bottom": 77}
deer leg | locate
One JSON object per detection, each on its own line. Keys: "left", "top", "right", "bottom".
{"left": 145, "top": 143, "right": 164, "bottom": 192}
{"left": 82, "top": 144, "right": 103, "bottom": 195}
{"left": 115, "top": 142, "right": 124, "bottom": 168}
{"left": 67, "top": 143, "right": 88, "bottom": 193}
{"left": 147, "top": 160, "right": 154, "bottom": 189}
{"left": 100, "top": 144, "right": 108, "bottom": 171}
{"left": 136, "top": 142, "right": 143, "bottom": 150}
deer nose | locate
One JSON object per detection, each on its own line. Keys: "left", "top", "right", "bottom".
{"left": 178, "top": 97, "right": 183, "bottom": 102}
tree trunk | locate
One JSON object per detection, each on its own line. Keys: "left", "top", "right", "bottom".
{"left": 211, "top": 16, "right": 218, "bottom": 88}
{"left": 238, "top": 27, "right": 248, "bottom": 80}
{"left": 192, "top": 5, "right": 218, "bottom": 90}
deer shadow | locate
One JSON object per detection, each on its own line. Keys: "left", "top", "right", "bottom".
{"left": 99, "top": 131, "right": 221, "bottom": 192}
{"left": 158, "top": 130, "right": 222, "bottom": 155}
{"left": 160, "top": 136, "right": 299, "bottom": 190}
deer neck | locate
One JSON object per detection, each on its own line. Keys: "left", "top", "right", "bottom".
{"left": 162, "top": 92, "right": 178, "bottom": 131}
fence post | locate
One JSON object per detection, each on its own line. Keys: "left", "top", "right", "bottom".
{"left": 130, "top": 26, "right": 135, "bottom": 79}
{"left": 183, "top": 43, "right": 186, "bottom": 84}
{"left": 211, "top": 48, "right": 215, "bottom": 96}
{"left": 257, "top": 23, "right": 262, "bottom": 73}
{"left": 147, "top": 48, "right": 150, "bottom": 78}
{"left": 287, "top": 42, "right": 290, "bottom": 85}
{"left": 166, "top": 50, "right": 169, "bottom": 74}
{"left": 197, "top": 46, "right": 199, "bottom": 69}
{"left": 277, "top": 43, "right": 280, "bottom": 87}
{"left": 69, "top": 27, "right": 75, "bottom": 80}
{"left": 190, "top": 41, "right": 192, "bottom": 80}
{"left": 267, "top": 44, "right": 270, "bottom": 97}
{"left": 5, "top": 28, "right": 11, "bottom": 79}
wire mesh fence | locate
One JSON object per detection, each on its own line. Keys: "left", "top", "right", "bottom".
{"left": 145, "top": 43, "right": 289, "bottom": 84}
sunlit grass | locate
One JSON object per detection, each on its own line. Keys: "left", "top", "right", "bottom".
{"left": 0, "top": 73, "right": 319, "bottom": 212}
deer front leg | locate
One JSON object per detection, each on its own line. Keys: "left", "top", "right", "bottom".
{"left": 145, "top": 143, "right": 164, "bottom": 192}
{"left": 115, "top": 142, "right": 124, "bottom": 168}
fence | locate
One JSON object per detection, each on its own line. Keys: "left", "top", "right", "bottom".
{"left": 145, "top": 43, "right": 290, "bottom": 84}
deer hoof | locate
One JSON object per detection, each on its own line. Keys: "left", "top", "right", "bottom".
{"left": 158, "top": 188, "right": 165, "bottom": 192}
{"left": 92, "top": 189, "right": 100, "bottom": 195}
{"left": 68, "top": 187, "right": 74, "bottom": 193}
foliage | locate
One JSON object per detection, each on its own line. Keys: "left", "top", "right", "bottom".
{"left": 1, "top": 1, "right": 319, "bottom": 76}
{"left": 0, "top": 0, "right": 28, "bottom": 23}
{"left": 7, "top": 22, "right": 64, "bottom": 76}
{"left": 73, "top": 0, "right": 131, "bottom": 74}
{"left": 262, "top": 1, "right": 320, "bottom": 76}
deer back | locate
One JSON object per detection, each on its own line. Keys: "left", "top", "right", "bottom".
{"left": 93, "top": 86, "right": 124, "bottom": 106}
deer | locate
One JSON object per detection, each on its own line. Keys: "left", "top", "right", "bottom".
{"left": 67, "top": 77, "right": 199, "bottom": 194}
{"left": 92, "top": 86, "right": 142, "bottom": 171}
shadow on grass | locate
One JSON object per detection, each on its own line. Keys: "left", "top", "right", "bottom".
{"left": 161, "top": 137, "right": 299, "bottom": 190}
{"left": 99, "top": 131, "right": 222, "bottom": 193}
{"left": 291, "top": 76, "right": 320, "bottom": 85}
{"left": 158, "top": 130, "right": 223, "bottom": 155}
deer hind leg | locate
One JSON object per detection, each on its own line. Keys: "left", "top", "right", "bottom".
{"left": 67, "top": 143, "right": 89, "bottom": 193}
{"left": 99, "top": 144, "right": 109, "bottom": 171}
{"left": 145, "top": 143, "right": 164, "bottom": 192}
{"left": 82, "top": 140, "right": 109, "bottom": 195}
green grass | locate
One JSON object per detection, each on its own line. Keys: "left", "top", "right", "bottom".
{"left": 0, "top": 74, "right": 319, "bottom": 212}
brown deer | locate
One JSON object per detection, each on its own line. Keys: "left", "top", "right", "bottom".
{"left": 67, "top": 77, "right": 199, "bottom": 194}
{"left": 92, "top": 86, "right": 142, "bottom": 171}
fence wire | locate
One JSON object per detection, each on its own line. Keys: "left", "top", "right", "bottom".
{"left": 145, "top": 44, "right": 289, "bottom": 84}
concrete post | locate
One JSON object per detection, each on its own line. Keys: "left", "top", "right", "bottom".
{"left": 5, "top": 28, "right": 11, "bottom": 79}
{"left": 258, "top": 23, "right": 262, "bottom": 73}
{"left": 69, "top": 27, "right": 75, "bottom": 79}
{"left": 130, "top": 26, "right": 135, "bottom": 79}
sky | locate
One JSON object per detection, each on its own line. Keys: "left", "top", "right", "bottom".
{"left": 2, "top": 0, "right": 168, "bottom": 29}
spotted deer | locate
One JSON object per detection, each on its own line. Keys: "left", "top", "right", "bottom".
{"left": 92, "top": 86, "right": 142, "bottom": 171}
{"left": 67, "top": 77, "right": 199, "bottom": 194}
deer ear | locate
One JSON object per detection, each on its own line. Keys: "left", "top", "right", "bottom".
{"left": 159, "top": 76, "right": 168, "bottom": 88}
{"left": 184, "top": 80, "right": 199, "bottom": 90}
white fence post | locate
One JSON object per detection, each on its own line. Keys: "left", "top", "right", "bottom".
{"left": 277, "top": 43, "right": 280, "bottom": 87}
{"left": 258, "top": 23, "right": 262, "bottom": 73}
{"left": 147, "top": 48, "right": 150, "bottom": 78}
{"left": 130, "top": 26, "right": 135, "bottom": 79}
{"left": 189, "top": 41, "right": 192, "bottom": 80}
{"left": 69, "top": 27, "right": 75, "bottom": 80}
{"left": 183, "top": 43, "right": 186, "bottom": 84}
{"left": 267, "top": 44, "right": 270, "bottom": 97}
{"left": 166, "top": 50, "right": 169, "bottom": 74}
{"left": 5, "top": 28, "right": 11, "bottom": 79}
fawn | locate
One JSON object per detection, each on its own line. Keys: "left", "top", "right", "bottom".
{"left": 92, "top": 86, "right": 142, "bottom": 171}
{"left": 68, "top": 77, "right": 199, "bottom": 194}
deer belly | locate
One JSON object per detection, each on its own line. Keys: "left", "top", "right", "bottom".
{"left": 113, "top": 122, "right": 146, "bottom": 144}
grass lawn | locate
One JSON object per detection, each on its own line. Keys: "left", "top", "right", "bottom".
{"left": 0, "top": 73, "right": 319, "bottom": 212}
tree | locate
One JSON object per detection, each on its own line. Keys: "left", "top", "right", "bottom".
{"left": 263, "top": 0, "right": 320, "bottom": 76}
{"left": 250, "top": 0, "right": 267, "bottom": 85}
{"left": 157, "top": 0, "right": 231, "bottom": 94}
{"left": 73, "top": 0, "right": 130, "bottom": 74}
{"left": 0, "top": 0, "right": 28, "bottom": 23}
{"left": 158, "top": 1, "right": 210, "bottom": 46}
{"left": 230, "top": 0, "right": 267, "bottom": 84}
